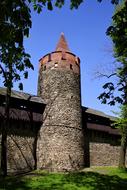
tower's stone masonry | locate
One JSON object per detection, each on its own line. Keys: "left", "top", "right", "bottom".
{"left": 37, "top": 34, "right": 85, "bottom": 171}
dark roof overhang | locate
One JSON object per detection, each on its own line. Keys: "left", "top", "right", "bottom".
{"left": 0, "top": 87, "right": 46, "bottom": 114}
{"left": 82, "top": 106, "right": 120, "bottom": 136}
{"left": 0, "top": 87, "right": 46, "bottom": 122}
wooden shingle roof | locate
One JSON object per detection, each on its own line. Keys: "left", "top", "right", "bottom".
{"left": 0, "top": 87, "right": 45, "bottom": 122}
{"left": 0, "top": 87, "right": 45, "bottom": 114}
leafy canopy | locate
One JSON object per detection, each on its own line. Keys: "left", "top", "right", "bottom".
{"left": 98, "top": 1, "right": 127, "bottom": 106}
{"left": 31, "top": 0, "right": 120, "bottom": 12}
{"left": 0, "top": 0, "right": 34, "bottom": 90}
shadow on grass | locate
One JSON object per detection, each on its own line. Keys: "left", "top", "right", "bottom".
{"left": 64, "top": 172, "right": 127, "bottom": 190}
{"left": 0, "top": 171, "right": 127, "bottom": 190}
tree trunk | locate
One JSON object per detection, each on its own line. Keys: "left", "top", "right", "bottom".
{"left": 118, "top": 134, "right": 126, "bottom": 169}
{"left": 1, "top": 87, "right": 11, "bottom": 176}
{"left": 1, "top": 127, "right": 7, "bottom": 176}
{"left": 119, "top": 82, "right": 127, "bottom": 169}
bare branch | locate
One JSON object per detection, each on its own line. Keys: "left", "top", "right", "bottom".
{"left": 94, "top": 71, "right": 117, "bottom": 79}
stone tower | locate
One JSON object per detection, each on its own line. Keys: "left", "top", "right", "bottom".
{"left": 37, "top": 33, "right": 85, "bottom": 171}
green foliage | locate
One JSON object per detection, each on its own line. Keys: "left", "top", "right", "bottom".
{"left": 113, "top": 105, "right": 127, "bottom": 169}
{"left": 0, "top": 0, "right": 34, "bottom": 91}
{"left": 30, "top": 0, "right": 120, "bottom": 12}
{"left": 113, "top": 105, "right": 127, "bottom": 133}
{"left": 98, "top": 81, "right": 124, "bottom": 105}
{"left": 107, "top": 1, "right": 127, "bottom": 62}
{"left": 0, "top": 1, "right": 34, "bottom": 176}
{"left": 98, "top": 1, "right": 127, "bottom": 106}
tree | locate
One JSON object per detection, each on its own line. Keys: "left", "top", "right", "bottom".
{"left": 107, "top": 0, "right": 127, "bottom": 65}
{"left": 113, "top": 105, "right": 127, "bottom": 169}
{"left": 0, "top": 0, "right": 33, "bottom": 176}
{"left": 98, "top": 0, "right": 127, "bottom": 102}
{"left": 98, "top": 0, "right": 127, "bottom": 168}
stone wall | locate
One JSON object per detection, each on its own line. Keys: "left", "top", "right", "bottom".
{"left": 0, "top": 112, "right": 126, "bottom": 173}
{"left": 37, "top": 126, "right": 84, "bottom": 171}
{"left": 90, "top": 142, "right": 120, "bottom": 166}
{"left": 0, "top": 119, "right": 40, "bottom": 174}
{"left": 87, "top": 128, "right": 127, "bottom": 167}
{"left": 7, "top": 135, "right": 35, "bottom": 173}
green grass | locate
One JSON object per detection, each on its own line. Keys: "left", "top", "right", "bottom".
{"left": 90, "top": 166, "right": 127, "bottom": 177}
{"left": 0, "top": 167, "right": 127, "bottom": 190}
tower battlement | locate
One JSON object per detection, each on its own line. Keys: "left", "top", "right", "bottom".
{"left": 39, "top": 33, "right": 80, "bottom": 74}
{"left": 39, "top": 51, "right": 80, "bottom": 74}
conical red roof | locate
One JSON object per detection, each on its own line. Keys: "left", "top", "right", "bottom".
{"left": 55, "top": 33, "right": 70, "bottom": 52}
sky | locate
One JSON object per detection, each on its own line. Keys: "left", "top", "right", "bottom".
{"left": 1, "top": 1, "right": 120, "bottom": 116}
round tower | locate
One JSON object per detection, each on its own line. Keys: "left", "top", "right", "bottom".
{"left": 37, "top": 33, "right": 85, "bottom": 171}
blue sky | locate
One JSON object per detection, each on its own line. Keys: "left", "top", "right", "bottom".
{"left": 1, "top": 1, "right": 120, "bottom": 116}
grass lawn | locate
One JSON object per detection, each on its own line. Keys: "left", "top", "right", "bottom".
{"left": 0, "top": 167, "right": 127, "bottom": 190}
